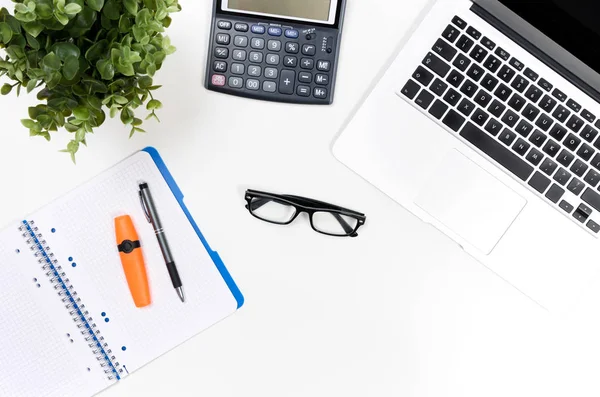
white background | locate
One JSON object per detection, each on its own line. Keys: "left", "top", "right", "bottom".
{"left": 2, "top": 0, "right": 600, "bottom": 396}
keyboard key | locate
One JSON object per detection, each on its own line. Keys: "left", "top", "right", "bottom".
{"left": 594, "top": 136, "right": 600, "bottom": 151}
{"left": 460, "top": 80, "right": 477, "bottom": 98}
{"left": 415, "top": 90, "right": 435, "bottom": 109}
{"left": 484, "top": 118, "right": 502, "bottom": 136}
{"left": 553, "top": 168, "right": 571, "bottom": 186}
{"left": 584, "top": 169, "right": 600, "bottom": 187}
{"left": 509, "top": 57, "right": 524, "bottom": 71}
{"left": 466, "top": 64, "right": 485, "bottom": 81}
{"left": 481, "top": 73, "right": 499, "bottom": 91}
{"left": 586, "top": 220, "right": 600, "bottom": 233}
{"left": 483, "top": 55, "right": 501, "bottom": 72}
{"left": 557, "top": 149, "right": 575, "bottom": 167}
{"left": 446, "top": 70, "right": 465, "bottom": 87}
{"left": 552, "top": 88, "right": 567, "bottom": 102}
{"left": 502, "top": 109, "right": 519, "bottom": 127}
{"left": 442, "top": 109, "right": 466, "bottom": 131}
{"left": 494, "top": 84, "right": 512, "bottom": 101}
{"left": 582, "top": 109, "right": 596, "bottom": 123}
{"left": 452, "top": 16, "right": 467, "bottom": 29}
{"left": 442, "top": 25, "right": 461, "bottom": 43}
{"left": 508, "top": 94, "right": 526, "bottom": 112}
{"left": 581, "top": 125, "right": 598, "bottom": 143}
{"left": 538, "top": 78, "right": 552, "bottom": 91}
{"left": 413, "top": 66, "right": 434, "bottom": 86}
{"left": 481, "top": 36, "right": 496, "bottom": 50}
{"left": 515, "top": 120, "right": 533, "bottom": 137}
{"left": 460, "top": 122, "right": 534, "bottom": 181}
{"left": 466, "top": 26, "right": 481, "bottom": 40}
{"left": 499, "top": 128, "right": 517, "bottom": 146}
{"left": 488, "top": 100, "right": 506, "bottom": 118}
{"left": 469, "top": 45, "right": 488, "bottom": 63}
{"left": 495, "top": 47, "right": 510, "bottom": 61}
{"left": 453, "top": 53, "right": 472, "bottom": 71}
{"left": 596, "top": 120, "right": 600, "bottom": 129}
{"left": 559, "top": 200, "right": 574, "bottom": 213}
{"left": 582, "top": 188, "right": 600, "bottom": 212}
{"left": 529, "top": 172, "right": 551, "bottom": 193}
{"left": 474, "top": 90, "right": 493, "bottom": 107}
{"left": 567, "top": 99, "right": 582, "bottom": 112}
{"left": 564, "top": 134, "right": 581, "bottom": 152}
{"left": 432, "top": 38, "right": 457, "bottom": 61}
{"left": 529, "top": 129, "right": 547, "bottom": 147}
{"left": 423, "top": 52, "right": 451, "bottom": 77}
{"left": 471, "top": 108, "right": 489, "bottom": 126}
{"left": 540, "top": 158, "right": 558, "bottom": 175}
{"left": 540, "top": 95, "right": 557, "bottom": 113}
{"left": 577, "top": 143, "right": 594, "bottom": 161}
{"left": 535, "top": 113, "right": 554, "bottom": 131}
{"left": 591, "top": 153, "right": 600, "bottom": 170}
{"left": 524, "top": 67, "right": 539, "bottom": 81}
{"left": 526, "top": 148, "right": 544, "bottom": 166}
{"left": 429, "top": 100, "right": 449, "bottom": 119}
{"left": 397, "top": 81, "right": 419, "bottom": 99}
{"left": 497, "top": 65, "right": 516, "bottom": 83}
{"left": 549, "top": 124, "right": 567, "bottom": 141}
{"left": 552, "top": 105, "right": 571, "bottom": 123}
{"left": 542, "top": 140, "right": 560, "bottom": 158}
{"left": 458, "top": 98, "right": 475, "bottom": 116}
{"left": 513, "top": 138, "right": 530, "bottom": 156}
{"left": 525, "top": 86, "right": 543, "bottom": 103}
{"left": 570, "top": 159, "right": 589, "bottom": 177}
{"left": 567, "top": 115, "right": 584, "bottom": 132}
{"left": 574, "top": 204, "right": 592, "bottom": 223}
{"left": 430, "top": 78, "right": 448, "bottom": 96}
{"left": 443, "top": 88, "right": 462, "bottom": 106}
{"left": 546, "top": 184, "right": 565, "bottom": 203}
{"left": 522, "top": 104, "right": 540, "bottom": 122}
{"left": 457, "top": 35, "right": 475, "bottom": 52}
{"left": 511, "top": 75, "right": 529, "bottom": 93}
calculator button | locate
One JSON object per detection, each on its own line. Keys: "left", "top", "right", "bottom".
{"left": 213, "top": 61, "right": 227, "bottom": 72}
{"left": 231, "top": 63, "right": 245, "bottom": 75}
{"left": 297, "top": 85, "right": 310, "bottom": 96}
{"left": 234, "top": 23, "right": 248, "bottom": 32}
{"left": 214, "top": 47, "right": 229, "bottom": 59}
{"left": 234, "top": 35, "right": 248, "bottom": 47}
{"left": 279, "top": 70, "right": 295, "bottom": 95}
{"left": 247, "top": 65, "right": 261, "bottom": 77}
{"left": 317, "top": 60, "right": 331, "bottom": 72}
{"left": 285, "top": 42, "right": 299, "bottom": 54}
{"left": 298, "top": 72, "right": 312, "bottom": 83}
{"left": 249, "top": 51, "right": 263, "bottom": 63}
{"left": 211, "top": 74, "right": 226, "bottom": 86}
{"left": 217, "top": 20, "right": 232, "bottom": 30}
{"left": 216, "top": 33, "right": 230, "bottom": 45}
{"left": 246, "top": 79, "right": 260, "bottom": 91}
{"left": 284, "top": 56, "right": 297, "bottom": 67}
{"left": 266, "top": 54, "right": 280, "bottom": 65}
{"left": 301, "top": 58, "right": 314, "bottom": 69}
{"left": 267, "top": 40, "right": 281, "bottom": 51}
{"left": 251, "top": 25, "right": 265, "bottom": 34}
{"left": 313, "top": 87, "right": 328, "bottom": 99}
{"left": 251, "top": 38, "right": 265, "bottom": 49}
{"left": 285, "top": 29, "right": 299, "bottom": 38}
{"left": 264, "top": 67, "right": 278, "bottom": 79}
{"left": 268, "top": 26, "right": 282, "bottom": 36}
{"left": 302, "top": 44, "right": 316, "bottom": 56}
{"left": 232, "top": 49, "right": 246, "bottom": 61}
{"left": 315, "top": 74, "right": 329, "bottom": 85}
{"left": 263, "top": 81, "right": 277, "bottom": 92}
{"left": 228, "top": 76, "right": 243, "bottom": 88}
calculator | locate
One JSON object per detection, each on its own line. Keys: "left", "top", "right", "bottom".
{"left": 205, "top": 0, "right": 346, "bottom": 104}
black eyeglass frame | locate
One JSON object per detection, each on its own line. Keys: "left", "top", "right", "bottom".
{"left": 244, "top": 189, "right": 366, "bottom": 237}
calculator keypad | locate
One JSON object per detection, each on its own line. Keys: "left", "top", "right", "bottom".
{"left": 206, "top": 17, "right": 338, "bottom": 104}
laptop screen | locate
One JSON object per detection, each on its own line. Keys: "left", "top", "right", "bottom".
{"left": 499, "top": 0, "right": 600, "bottom": 75}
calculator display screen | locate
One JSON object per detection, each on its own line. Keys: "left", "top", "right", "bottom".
{"left": 222, "top": 0, "right": 337, "bottom": 25}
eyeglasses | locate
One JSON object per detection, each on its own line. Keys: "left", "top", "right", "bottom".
{"left": 244, "top": 189, "right": 366, "bottom": 237}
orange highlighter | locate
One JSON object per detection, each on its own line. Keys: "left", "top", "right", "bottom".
{"left": 115, "top": 215, "right": 151, "bottom": 308}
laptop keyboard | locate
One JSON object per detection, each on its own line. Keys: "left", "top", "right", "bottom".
{"left": 400, "top": 15, "right": 600, "bottom": 235}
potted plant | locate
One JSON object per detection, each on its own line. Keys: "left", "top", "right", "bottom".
{"left": 0, "top": 0, "right": 181, "bottom": 162}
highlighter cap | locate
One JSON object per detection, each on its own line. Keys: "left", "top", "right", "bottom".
{"left": 115, "top": 215, "right": 139, "bottom": 243}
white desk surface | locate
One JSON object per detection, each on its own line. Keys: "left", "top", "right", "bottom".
{"left": 2, "top": 0, "right": 600, "bottom": 396}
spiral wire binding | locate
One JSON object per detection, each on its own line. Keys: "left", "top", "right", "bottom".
{"left": 20, "top": 220, "right": 123, "bottom": 381}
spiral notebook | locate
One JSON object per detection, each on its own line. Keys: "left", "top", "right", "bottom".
{"left": 0, "top": 148, "right": 244, "bottom": 397}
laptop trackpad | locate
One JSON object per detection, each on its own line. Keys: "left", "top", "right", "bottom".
{"left": 414, "top": 150, "right": 527, "bottom": 255}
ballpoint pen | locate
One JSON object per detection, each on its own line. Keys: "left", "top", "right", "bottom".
{"left": 139, "top": 182, "right": 185, "bottom": 303}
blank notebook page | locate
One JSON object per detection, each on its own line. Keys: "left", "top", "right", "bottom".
{"left": 0, "top": 151, "right": 239, "bottom": 397}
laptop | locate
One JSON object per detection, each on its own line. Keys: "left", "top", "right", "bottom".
{"left": 333, "top": 0, "right": 600, "bottom": 313}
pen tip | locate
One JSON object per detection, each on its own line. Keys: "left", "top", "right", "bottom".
{"left": 177, "top": 287, "right": 185, "bottom": 303}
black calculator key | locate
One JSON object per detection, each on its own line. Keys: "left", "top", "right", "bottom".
{"left": 446, "top": 70, "right": 465, "bottom": 87}
{"left": 216, "top": 33, "right": 230, "bottom": 45}
{"left": 582, "top": 109, "right": 596, "bottom": 123}
{"left": 460, "top": 122, "right": 534, "bottom": 181}
{"left": 302, "top": 44, "right": 316, "bottom": 56}
{"left": 581, "top": 125, "right": 599, "bottom": 143}
{"left": 508, "top": 94, "right": 526, "bottom": 112}
{"left": 587, "top": 220, "right": 600, "bottom": 233}
{"left": 557, "top": 149, "right": 575, "bottom": 167}
{"left": 423, "top": 52, "right": 451, "bottom": 77}
{"left": 511, "top": 75, "right": 529, "bottom": 93}
{"left": 494, "top": 84, "right": 512, "bottom": 101}
{"left": 546, "top": 184, "right": 565, "bottom": 203}
{"left": 481, "top": 73, "right": 499, "bottom": 91}
{"left": 515, "top": 120, "right": 533, "bottom": 137}
{"left": 456, "top": 35, "right": 474, "bottom": 53}
{"left": 585, "top": 169, "right": 600, "bottom": 187}
{"left": 529, "top": 172, "right": 551, "bottom": 193}
{"left": 214, "top": 47, "right": 229, "bottom": 59}
{"left": 432, "top": 38, "right": 457, "bottom": 61}
{"left": 458, "top": 98, "right": 475, "bottom": 116}
{"left": 315, "top": 73, "right": 328, "bottom": 85}
{"left": 495, "top": 47, "right": 510, "bottom": 61}
{"left": 567, "top": 115, "right": 584, "bottom": 132}
{"left": 552, "top": 105, "right": 571, "bottom": 123}
{"left": 543, "top": 140, "right": 560, "bottom": 158}
{"left": 540, "top": 95, "right": 557, "bottom": 113}
{"left": 524, "top": 67, "right": 539, "bottom": 81}
{"left": 540, "top": 158, "right": 558, "bottom": 175}
{"left": 481, "top": 36, "right": 496, "bottom": 50}
{"left": 591, "top": 153, "right": 600, "bottom": 170}
{"left": 485, "top": 118, "right": 502, "bottom": 136}
{"left": 474, "top": 90, "right": 492, "bottom": 107}
{"left": 284, "top": 56, "right": 298, "bottom": 68}
{"left": 299, "top": 72, "right": 312, "bottom": 83}
{"left": 466, "top": 64, "right": 485, "bottom": 81}
{"left": 571, "top": 159, "right": 589, "bottom": 177}
{"left": 248, "top": 65, "right": 261, "bottom": 77}
{"left": 313, "top": 87, "right": 328, "bottom": 99}
{"left": 577, "top": 143, "right": 594, "bottom": 161}
{"left": 296, "top": 86, "right": 310, "bottom": 96}
{"left": 266, "top": 54, "right": 280, "bottom": 65}
{"left": 484, "top": 55, "right": 501, "bottom": 72}
{"left": 488, "top": 100, "right": 506, "bottom": 118}
{"left": 469, "top": 45, "right": 488, "bottom": 63}
{"left": 513, "top": 138, "right": 530, "bottom": 156}
{"left": 559, "top": 200, "right": 574, "bottom": 213}
{"left": 430, "top": 78, "right": 448, "bottom": 96}
{"left": 245, "top": 78, "right": 260, "bottom": 91}
{"left": 415, "top": 90, "right": 435, "bottom": 109}
{"left": 509, "top": 57, "right": 525, "bottom": 71}
{"left": 442, "top": 25, "right": 461, "bottom": 43}
{"left": 526, "top": 148, "right": 544, "bottom": 166}
{"left": 460, "top": 80, "right": 477, "bottom": 98}
{"left": 502, "top": 109, "right": 519, "bottom": 127}
{"left": 535, "top": 113, "right": 553, "bottom": 132}
{"left": 564, "top": 133, "right": 581, "bottom": 151}
{"left": 413, "top": 66, "right": 434, "bottom": 86}
{"left": 213, "top": 61, "right": 227, "bottom": 72}
{"left": 466, "top": 26, "right": 481, "bottom": 40}
{"left": 278, "top": 70, "right": 295, "bottom": 95}
{"left": 549, "top": 124, "right": 568, "bottom": 141}
{"left": 442, "top": 109, "right": 466, "bottom": 131}
{"left": 429, "top": 100, "right": 449, "bottom": 119}
{"left": 452, "top": 16, "right": 467, "bottom": 29}
{"left": 249, "top": 51, "right": 263, "bottom": 63}
{"left": 538, "top": 78, "right": 552, "bottom": 91}
{"left": 262, "top": 81, "right": 277, "bottom": 92}
{"left": 316, "top": 60, "right": 331, "bottom": 71}
{"left": 234, "top": 35, "right": 249, "bottom": 47}
{"left": 552, "top": 89, "right": 567, "bottom": 102}
{"left": 251, "top": 37, "right": 265, "bottom": 49}
{"left": 301, "top": 58, "right": 314, "bottom": 69}
{"left": 529, "top": 129, "right": 547, "bottom": 147}
{"left": 497, "top": 65, "right": 516, "bottom": 83}
{"left": 230, "top": 63, "right": 245, "bottom": 75}
{"left": 522, "top": 104, "right": 540, "bottom": 121}
{"left": 232, "top": 49, "right": 247, "bottom": 61}
{"left": 285, "top": 42, "right": 299, "bottom": 53}
{"left": 567, "top": 99, "right": 582, "bottom": 112}
{"left": 471, "top": 108, "right": 489, "bottom": 126}
{"left": 217, "top": 20, "right": 232, "bottom": 30}
{"left": 228, "top": 76, "right": 243, "bottom": 88}
{"left": 453, "top": 53, "right": 471, "bottom": 71}
{"left": 234, "top": 22, "right": 248, "bottom": 32}
{"left": 568, "top": 178, "right": 586, "bottom": 196}
{"left": 582, "top": 188, "right": 600, "bottom": 212}
{"left": 553, "top": 168, "right": 572, "bottom": 186}
{"left": 525, "top": 86, "right": 543, "bottom": 103}
{"left": 443, "top": 88, "right": 462, "bottom": 106}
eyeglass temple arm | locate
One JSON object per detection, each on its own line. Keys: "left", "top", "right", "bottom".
{"left": 331, "top": 212, "right": 357, "bottom": 235}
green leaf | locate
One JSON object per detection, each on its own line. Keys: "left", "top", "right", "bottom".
{"left": 65, "top": 122, "right": 78, "bottom": 132}
{"left": 73, "top": 106, "right": 90, "bottom": 120}
{"left": 51, "top": 43, "right": 81, "bottom": 61}
{"left": 75, "top": 127, "right": 86, "bottom": 141}
{"left": 112, "top": 95, "right": 128, "bottom": 104}
{"left": 123, "top": 0, "right": 138, "bottom": 16}
{"left": 0, "top": 22, "right": 13, "bottom": 43}
{"left": 21, "top": 119, "right": 36, "bottom": 129}
{"left": 85, "top": 40, "right": 108, "bottom": 62}
{"left": 103, "top": 0, "right": 120, "bottom": 20}
{"left": 86, "top": 0, "right": 105, "bottom": 12}
{"left": 54, "top": 11, "right": 69, "bottom": 25}
{"left": 68, "top": 6, "right": 97, "bottom": 37}
{"left": 62, "top": 56, "right": 80, "bottom": 80}
{"left": 146, "top": 99, "right": 162, "bottom": 110}
{"left": 23, "top": 21, "right": 44, "bottom": 37}
{"left": 26, "top": 79, "right": 38, "bottom": 93}
{"left": 64, "top": 3, "right": 83, "bottom": 15}
{"left": 35, "top": 0, "right": 54, "bottom": 18}
{"left": 0, "top": 84, "right": 12, "bottom": 95}
{"left": 42, "top": 52, "right": 61, "bottom": 70}
{"left": 110, "top": 105, "right": 119, "bottom": 118}
{"left": 96, "top": 58, "right": 115, "bottom": 80}
{"left": 120, "top": 107, "right": 134, "bottom": 124}
{"left": 14, "top": 4, "right": 30, "bottom": 14}
{"left": 138, "top": 76, "right": 152, "bottom": 89}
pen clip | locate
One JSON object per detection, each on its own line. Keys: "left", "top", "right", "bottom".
{"left": 139, "top": 191, "right": 151, "bottom": 223}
